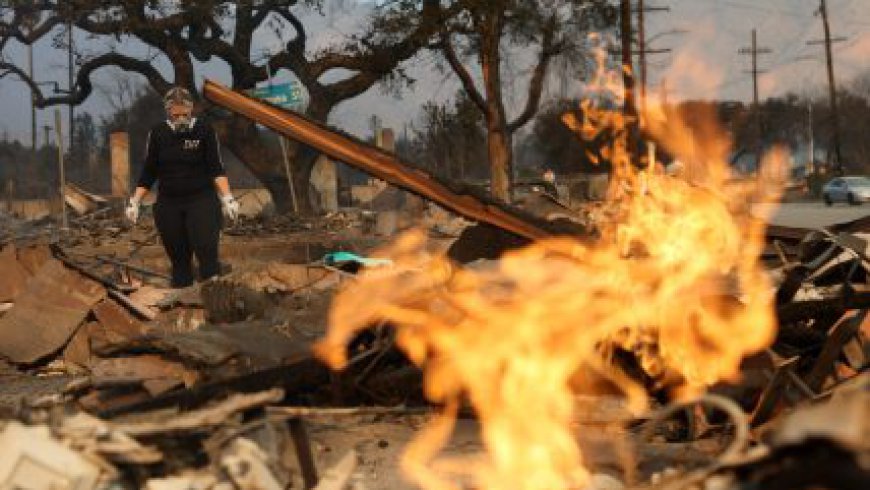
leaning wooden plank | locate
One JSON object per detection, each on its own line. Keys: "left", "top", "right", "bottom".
{"left": 0, "top": 259, "right": 105, "bottom": 364}
{"left": 203, "top": 80, "right": 586, "bottom": 242}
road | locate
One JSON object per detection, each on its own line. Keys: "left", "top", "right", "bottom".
{"left": 753, "top": 201, "right": 869, "bottom": 229}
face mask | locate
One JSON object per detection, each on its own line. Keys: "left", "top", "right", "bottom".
{"left": 168, "top": 114, "right": 194, "bottom": 132}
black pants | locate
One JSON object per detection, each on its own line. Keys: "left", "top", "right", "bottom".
{"left": 154, "top": 192, "right": 223, "bottom": 288}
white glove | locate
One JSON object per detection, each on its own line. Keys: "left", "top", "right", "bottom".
{"left": 125, "top": 197, "right": 141, "bottom": 224}
{"left": 220, "top": 194, "right": 241, "bottom": 221}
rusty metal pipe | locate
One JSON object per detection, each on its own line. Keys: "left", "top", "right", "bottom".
{"left": 203, "top": 80, "right": 554, "bottom": 241}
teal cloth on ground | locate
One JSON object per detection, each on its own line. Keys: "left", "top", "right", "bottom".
{"left": 323, "top": 252, "right": 393, "bottom": 267}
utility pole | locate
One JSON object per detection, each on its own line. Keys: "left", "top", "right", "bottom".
{"left": 738, "top": 29, "right": 772, "bottom": 171}
{"left": 54, "top": 109, "right": 68, "bottom": 230}
{"left": 738, "top": 30, "right": 772, "bottom": 111}
{"left": 620, "top": 0, "right": 636, "bottom": 118}
{"left": 808, "top": 0, "right": 847, "bottom": 174}
{"left": 28, "top": 44, "right": 36, "bottom": 151}
{"left": 43, "top": 125, "right": 52, "bottom": 149}
{"left": 620, "top": 0, "right": 639, "bottom": 162}
{"left": 808, "top": 101, "right": 815, "bottom": 173}
{"left": 636, "top": 0, "right": 670, "bottom": 112}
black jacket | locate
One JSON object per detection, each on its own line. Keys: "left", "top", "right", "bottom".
{"left": 137, "top": 119, "right": 225, "bottom": 199}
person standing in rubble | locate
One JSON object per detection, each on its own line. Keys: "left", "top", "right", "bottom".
{"left": 542, "top": 168, "right": 559, "bottom": 197}
{"left": 125, "top": 87, "right": 241, "bottom": 288}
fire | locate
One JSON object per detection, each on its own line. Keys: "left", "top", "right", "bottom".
{"left": 316, "top": 50, "right": 786, "bottom": 490}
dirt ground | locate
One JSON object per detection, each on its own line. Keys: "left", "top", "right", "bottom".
{"left": 306, "top": 413, "right": 483, "bottom": 490}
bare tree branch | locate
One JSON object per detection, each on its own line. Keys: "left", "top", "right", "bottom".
{"left": 508, "top": 14, "right": 557, "bottom": 133}
{"left": 440, "top": 33, "right": 487, "bottom": 113}
{"left": 0, "top": 51, "right": 170, "bottom": 108}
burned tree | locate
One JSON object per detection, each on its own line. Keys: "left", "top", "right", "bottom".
{"left": 373, "top": 0, "right": 615, "bottom": 201}
{"left": 0, "top": 0, "right": 439, "bottom": 213}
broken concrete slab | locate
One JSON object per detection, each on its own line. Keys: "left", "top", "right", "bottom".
{"left": 0, "top": 421, "right": 103, "bottom": 490}
{"left": 0, "top": 259, "right": 106, "bottom": 364}
{"left": 312, "top": 450, "right": 358, "bottom": 490}
{"left": 221, "top": 438, "right": 284, "bottom": 490}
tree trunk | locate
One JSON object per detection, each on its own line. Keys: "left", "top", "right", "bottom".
{"left": 217, "top": 122, "right": 324, "bottom": 215}
{"left": 214, "top": 115, "right": 298, "bottom": 214}
{"left": 487, "top": 121, "right": 512, "bottom": 202}
{"left": 291, "top": 143, "right": 319, "bottom": 214}
{"left": 479, "top": 11, "right": 512, "bottom": 202}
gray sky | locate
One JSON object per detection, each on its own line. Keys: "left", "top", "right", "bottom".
{"left": 1, "top": 0, "right": 869, "bottom": 143}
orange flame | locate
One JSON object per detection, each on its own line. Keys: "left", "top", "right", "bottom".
{"left": 316, "top": 51, "right": 786, "bottom": 490}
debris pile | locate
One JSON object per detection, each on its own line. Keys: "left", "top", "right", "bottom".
{"left": 0, "top": 388, "right": 349, "bottom": 489}
{"left": 222, "top": 210, "right": 375, "bottom": 238}
{"left": 1, "top": 179, "right": 868, "bottom": 489}
{"left": 0, "top": 209, "right": 867, "bottom": 488}
{"left": 0, "top": 243, "right": 345, "bottom": 413}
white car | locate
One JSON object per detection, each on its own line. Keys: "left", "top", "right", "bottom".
{"left": 822, "top": 176, "right": 870, "bottom": 205}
